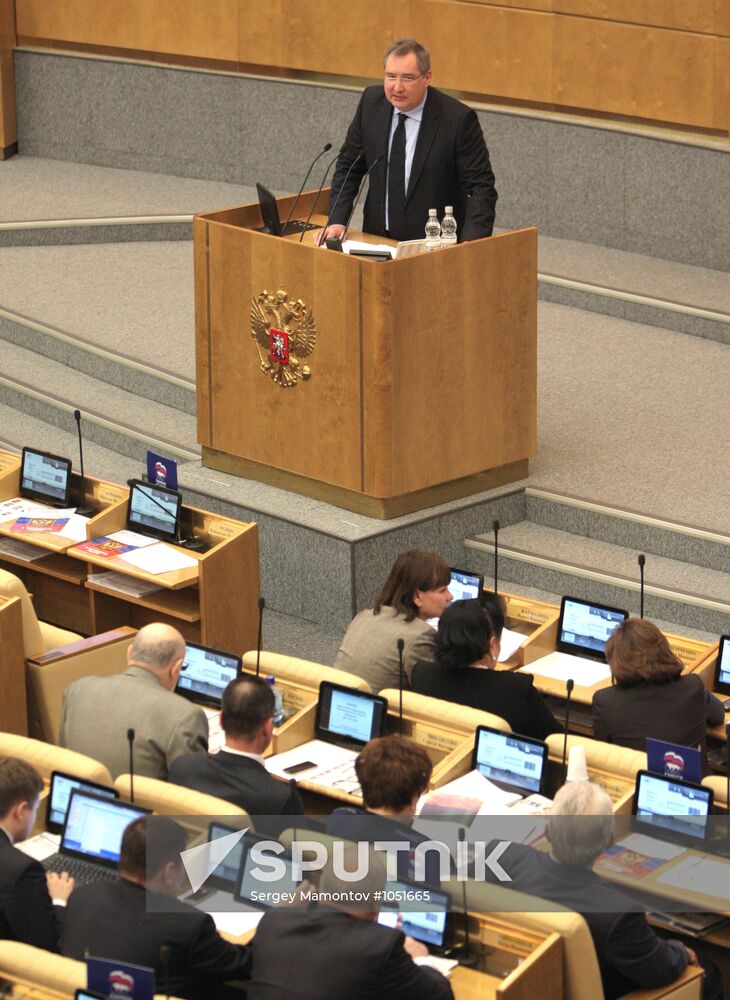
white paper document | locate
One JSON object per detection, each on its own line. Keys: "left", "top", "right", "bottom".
{"left": 414, "top": 955, "right": 458, "bottom": 978}
{"left": 521, "top": 651, "right": 611, "bottom": 687}
{"left": 498, "top": 627, "right": 527, "bottom": 662}
{"left": 212, "top": 910, "right": 263, "bottom": 937}
{"left": 420, "top": 769, "right": 521, "bottom": 814}
{"left": 119, "top": 543, "right": 198, "bottom": 574}
{"left": 266, "top": 740, "right": 358, "bottom": 790}
{"left": 89, "top": 571, "right": 163, "bottom": 598}
{"left": 205, "top": 708, "right": 226, "bottom": 754}
{"left": 0, "top": 536, "right": 49, "bottom": 561}
{"left": 0, "top": 498, "right": 49, "bottom": 523}
{"left": 341, "top": 239, "right": 393, "bottom": 256}
{"left": 615, "top": 834, "right": 686, "bottom": 862}
{"left": 59, "top": 513, "right": 90, "bottom": 542}
{"left": 656, "top": 855, "right": 730, "bottom": 899}
{"left": 107, "top": 529, "right": 159, "bottom": 548}
{"left": 16, "top": 832, "right": 60, "bottom": 862}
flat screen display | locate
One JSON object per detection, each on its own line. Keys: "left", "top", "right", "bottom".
{"left": 177, "top": 642, "right": 241, "bottom": 707}
{"left": 47, "top": 772, "right": 118, "bottom": 835}
{"left": 634, "top": 771, "right": 712, "bottom": 843}
{"left": 315, "top": 682, "right": 388, "bottom": 748}
{"left": 713, "top": 635, "right": 730, "bottom": 695}
{"left": 20, "top": 447, "right": 72, "bottom": 506}
{"left": 472, "top": 725, "right": 547, "bottom": 796}
{"left": 557, "top": 596, "right": 628, "bottom": 660}
{"left": 126, "top": 479, "right": 181, "bottom": 542}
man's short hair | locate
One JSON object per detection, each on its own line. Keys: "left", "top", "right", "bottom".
{"left": 547, "top": 781, "right": 614, "bottom": 867}
{"left": 0, "top": 757, "right": 43, "bottom": 817}
{"left": 383, "top": 38, "right": 431, "bottom": 75}
{"left": 355, "top": 735, "right": 432, "bottom": 812}
{"left": 128, "top": 625, "right": 184, "bottom": 672}
{"left": 120, "top": 815, "right": 188, "bottom": 880}
{"left": 220, "top": 676, "right": 275, "bottom": 739}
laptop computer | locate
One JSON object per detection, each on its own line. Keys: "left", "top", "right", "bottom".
{"left": 633, "top": 769, "right": 713, "bottom": 846}
{"left": 177, "top": 642, "right": 241, "bottom": 708}
{"left": 43, "top": 789, "right": 150, "bottom": 883}
{"left": 19, "top": 447, "right": 72, "bottom": 508}
{"left": 46, "top": 771, "right": 119, "bottom": 835}
{"left": 377, "top": 878, "right": 451, "bottom": 954}
{"left": 265, "top": 681, "right": 389, "bottom": 794}
{"left": 471, "top": 725, "right": 548, "bottom": 798}
{"left": 254, "top": 183, "right": 320, "bottom": 237}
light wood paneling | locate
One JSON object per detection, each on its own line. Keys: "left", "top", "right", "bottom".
{"left": 554, "top": 0, "right": 720, "bottom": 34}
{"left": 0, "top": 597, "right": 26, "bottom": 734}
{"left": 0, "top": 0, "right": 16, "bottom": 156}
{"left": 193, "top": 217, "right": 212, "bottom": 447}
{"left": 716, "top": 37, "right": 730, "bottom": 133}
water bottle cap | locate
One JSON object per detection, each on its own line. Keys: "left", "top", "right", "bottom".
{"left": 445, "top": 206, "right": 453, "bottom": 213}
{"left": 428, "top": 208, "right": 437, "bottom": 216}
{"left": 265, "top": 675, "right": 275, "bottom": 685}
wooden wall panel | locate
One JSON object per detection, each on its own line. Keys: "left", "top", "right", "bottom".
{"left": 554, "top": 1, "right": 719, "bottom": 34}
{"left": 716, "top": 37, "right": 730, "bottom": 133}
{"left": 0, "top": 0, "right": 16, "bottom": 156}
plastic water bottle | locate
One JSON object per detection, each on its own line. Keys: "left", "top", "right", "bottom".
{"left": 440, "top": 206, "right": 457, "bottom": 245}
{"left": 424, "top": 208, "right": 441, "bottom": 246}
{"left": 266, "top": 675, "right": 284, "bottom": 724}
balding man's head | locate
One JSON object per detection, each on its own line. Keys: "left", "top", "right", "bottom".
{"left": 128, "top": 624, "right": 186, "bottom": 690}
{"left": 547, "top": 781, "right": 614, "bottom": 867}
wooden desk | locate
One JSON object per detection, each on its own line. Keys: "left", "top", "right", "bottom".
{"left": 0, "top": 593, "right": 25, "bottom": 732}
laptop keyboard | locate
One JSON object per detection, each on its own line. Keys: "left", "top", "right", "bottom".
{"left": 43, "top": 855, "right": 119, "bottom": 884}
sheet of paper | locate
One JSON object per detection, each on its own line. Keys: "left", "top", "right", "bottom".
{"left": 16, "top": 832, "right": 61, "bottom": 862}
{"left": 118, "top": 543, "right": 198, "bottom": 574}
{"left": 0, "top": 536, "right": 49, "bottom": 561}
{"left": 59, "top": 513, "right": 90, "bottom": 542}
{"left": 342, "top": 239, "right": 393, "bottom": 256}
{"left": 615, "top": 834, "right": 686, "bottom": 862}
{"left": 89, "top": 570, "right": 163, "bottom": 598}
{"left": 520, "top": 651, "right": 611, "bottom": 687}
{"left": 498, "top": 627, "right": 527, "bottom": 662}
{"left": 420, "top": 769, "right": 520, "bottom": 813}
{"left": 656, "top": 856, "right": 730, "bottom": 899}
{"left": 107, "top": 529, "right": 160, "bottom": 548}
{"left": 0, "top": 498, "right": 49, "bottom": 523}
{"left": 414, "top": 955, "right": 458, "bottom": 978}
{"left": 211, "top": 910, "right": 263, "bottom": 937}
{"left": 265, "top": 740, "right": 355, "bottom": 780}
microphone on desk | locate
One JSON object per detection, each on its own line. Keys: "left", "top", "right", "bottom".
{"left": 457, "top": 827, "right": 478, "bottom": 967}
{"left": 125, "top": 479, "right": 205, "bottom": 551}
{"left": 159, "top": 944, "right": 172, "bottom": 1000}
{"left": 315, "top": 152, "right": 363, "bottom": 246}
{"left": 638, "top": 554, "right": 646, "bottom": 618}
{"left": 281, "top": 142, "right": 332, "bottom": 236}
{"left": 561, "top": 679, "right": 574, "bottom": 784}
{"left": 397, "top": 638, "right": 405, "bottom": 735}
{"left": 127, "top": 728, "right": 135, "bottom": 803}
{"left": 73, "top": 409, "right": 94, "bottom": 517}
{"left": 492, "top": 519, "right": 500, "bottom": 597}
{"left": 255, "top": 596, "right": 265, "bottom": 677}
{"left": 301, "top": 151, "right": 341, "bottom": 242}
{"left": 343, "top": 156, "right": 382, "bottom": 237}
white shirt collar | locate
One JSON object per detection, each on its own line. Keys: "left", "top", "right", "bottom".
{"left": 392, "top": 93, "right": 427, "bottom": 126}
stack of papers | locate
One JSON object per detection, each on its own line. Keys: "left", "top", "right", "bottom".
{"left": 119, "top": 544, "right": 198, "bottom": 574}
{"left": 89, "top": 571, "right": 163, "bottom": 598}
{"left": 0, "top": 536, "right": 49, "bottom": 561}
{"left": 520, "top": 651, "right": 611, "bottom": 687}
{"left": 0, "top": 498, "right": 49, "bottom": 524}
{"left": 418, "top": 770, "right": 522, "bottom": 817}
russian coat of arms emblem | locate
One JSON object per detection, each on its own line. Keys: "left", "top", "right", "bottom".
{"left": 250, "top": 288, "right": 316, "bottom": 387}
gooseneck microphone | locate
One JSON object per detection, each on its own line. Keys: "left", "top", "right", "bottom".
{"left": 255, "top": 596, "right": 265, "bottom": 677}
{"left": 457, "top": 827, "right": 478, "bottom": 967}
{"left": 561, "top": 679, "right": 574, "bottom": 783}
{"left": 127, "top": 728, "right": 135, "bottom": 803}
{"left": 73, "top": 409, "right": 94, "bottom": 517}
{"left": 344, "top": 156, "right": 382, "bottom": 233}
{"left": 316, "top": 152, "right": 364, "bottom": 245}
{"left": 397, "top": 638, "right": 405, "bottom": 735}
{"left": 638, "top": 554, "right": 646, "bottom": 618}
{"left": 282, "top": 142, "right": 332, "bottom": 235}
{"left": 159, "top": 944, "right": 172, "bottom": 1000}
{"left": 300, "top": 151, "right": 340, "bottom": 242}
{"left": 492, "top": 519, "right": 500, "bottom": 596}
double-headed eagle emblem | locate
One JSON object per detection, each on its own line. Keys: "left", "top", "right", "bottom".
{"left": 250, "top": 288, "right": 316, "bottom": 387}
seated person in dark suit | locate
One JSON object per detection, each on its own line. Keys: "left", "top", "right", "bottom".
{"left": 0, "top": 757, "right": 74, "bottom": 951}
{"left": 485, "top": 781, "right": 722, "bottom": 1000}
{"left": 169, "top": 674, "right": 302, "bottom": 831}
{"left": 247, "top": 845, "right": 453, "bottom": 1000}
{"left": 61, "top": 815, "right": 250, "bottom": 999}
{"left": 593, "top": 618, "right": 724, "bottom": 767}
{"left": 411, "top": 595, "right": 560, "bottom": 740}
{"left": 327, "top": 735, "right": 440, "bottom": 885}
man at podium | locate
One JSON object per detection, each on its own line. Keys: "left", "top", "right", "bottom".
{"left": 322, "top": 37, "right": 497, "bottom": 244}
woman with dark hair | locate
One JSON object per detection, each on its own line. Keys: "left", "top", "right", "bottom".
{"left": 592, "top": 618, "right": 723, "bottom": 760}
{"left": 411, "top": 596, "right": 560, "bottom": 740}
{"left": 333, "top": 549, "right": 452, "bottom": 691}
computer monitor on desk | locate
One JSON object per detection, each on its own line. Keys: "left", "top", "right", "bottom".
{"left": 177, "top": 641, "right": 242, "bottom": 709}
{"left": 126, "top": 479, "right": 181, "bottom": 543}
{"left": 471, "top": 725, "right": 548, "bottom": 797}
{"left": 633, "top": 770, "right": 713, "bottom": 846}
{"left": 20, "top": 447, "right": 72, "bottom": 507}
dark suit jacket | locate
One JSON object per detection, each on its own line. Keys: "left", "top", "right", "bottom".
{"left": 411, "top": 661, "right": 561, "bottom": 741}
{"left": 592, "top": 674, "right": 725, "bottom": 765}
{"left": 247, "top": 907, "right": 453, "bottom": 1000}
{"left": 169, "top": 750, "right": 303, "bottom": 834}
{"left": 330, "top": 85, "right": 497, "bottom": 242}
{"left": 61, "top": 877, "right": 250, "bottom": 1000}
{"left": 485, "top": 842, "right": 688, "bottom": 1000}
{"left": 0, "top": 829, "right": 63, "bottom": 952}
{"left": 326, "top": 807, "right": 441, "bottom": 886}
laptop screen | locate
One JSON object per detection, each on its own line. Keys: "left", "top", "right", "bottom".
{"left": 47, "top": 772, "right": 118, "bottom": 835}
{"left": 472, "top": 726, "right": 547, "bottom": 796}
{"left": 126, "top": 479, "right": 181, "bottom": 542}
{"left": 557, "top": 596, "right": 628, "bottom": 660}
{"left": 448, "top": 568, "right": 483, "bottom": 602}
{"left": 177, "top": 642, "right": 241, "bottom": 707}
{"left": 634, "top": 770, "right": 713, "bottom": 843}
{"left": 20, "top": 447, "right": 72, "bottom": 506}
{"left": 315, "top": 682, "right": 388, "bottom": 747}
{"left": 234, "top": 835, "right": 300, "bottom": 909}
{"left": 714, "top": 635, "right": 730, "bottom": 695}
{"left": 62, "top": 790, "right": 149, "bottom": 866}
{"left": 377, "top": 880, "right": 449, "bottom": 948}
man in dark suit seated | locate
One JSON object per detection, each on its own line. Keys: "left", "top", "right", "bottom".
{"left": 321, "top": 37, "right": 497, "bottom": 246}
{"left": 0, "top": 757, "right": 74, "bottom": 951}
{"left": 61, "top": 815, "right": 250, "bottom": 999}
{"left": 246, "top": 846, "right": 453, "bottom": 999}
{"left": 485, "top": 781, "right": 723, "bottom": 1000}
{"left": 169, "top": 675, "right": 302, "bottom": 829}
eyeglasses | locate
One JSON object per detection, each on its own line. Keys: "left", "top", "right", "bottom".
{"left": 384, "top": 73, "right": 423, "bottom": 85}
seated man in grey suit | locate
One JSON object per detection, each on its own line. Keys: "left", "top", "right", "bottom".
{"left": 0, "top": 757, "right": 74, "bottom": 951}
{"left": 169, "top": 675, "right": 302, "bottom": 828}
{"left": 59, "top": 622, "right": 208, "bottom": 780}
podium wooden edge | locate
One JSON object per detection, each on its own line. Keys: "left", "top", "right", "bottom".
{"left": 202, "top": 446, "right": 529, "bottom": 520}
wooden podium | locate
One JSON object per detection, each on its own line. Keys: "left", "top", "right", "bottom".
{"left": 194, "top": 191, "right": 537, "bottom": 518}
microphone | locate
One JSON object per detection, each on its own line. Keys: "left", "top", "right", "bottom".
{"left": 397, "top": 638, "right": 405, "bottom": 735}
{"left": 457, "top": 827, "right": 478, "bottom": 967}
{"left": 281, "top": 142, "right": 332, "bottom": 236}
{"left": 159, "top": 944, "right": 172, "bottom": 1000}
{"left": 255, "top": 596, "right": 265, "bottom": 677}
{"left": 300, "top": 151, "right": 340, "bottom": 242}
{"left": 492, "top": 519, "right": 500, "bottom": 596}
{"left": 638, "top": 554, "right": 646, "bottom": 618}
{"left": 125, "top": 480, "right": 205, "bottom": 551}
{"left": 343, "top": 156, "right": 382, "bottom": 234}
{"left": 561, "top": 679, "right": 574, "bottom": 783}
{"left": 316, "top": 152, "right": 364, "bottom": 245}
{"left": 127, "top": 728, "right": 135, "bottom": 803}
{"left": 73, "top": 410, "right": 94, "bottom": 517}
